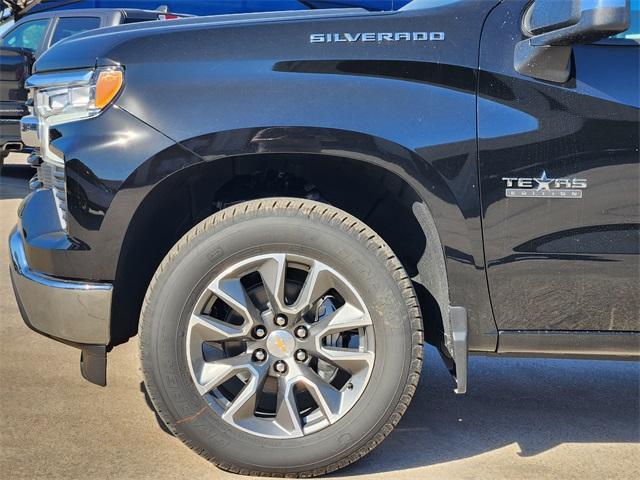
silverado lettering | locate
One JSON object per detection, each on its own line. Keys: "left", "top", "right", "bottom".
{"left": 309, "top": 31, "right": 445, "bottom": 42}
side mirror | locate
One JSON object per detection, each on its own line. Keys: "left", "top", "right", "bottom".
{"left": 515, "top": 0, "right": 630, "bottom": 83}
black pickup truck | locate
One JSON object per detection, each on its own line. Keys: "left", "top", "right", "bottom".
{"left": 9, "top": 0, "right": 639, "bottom": 476}
{"left": 0, "top": 6, "right": 185, "bottom": 166}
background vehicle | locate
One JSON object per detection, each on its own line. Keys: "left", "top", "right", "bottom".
{"left": 1, "top": 0, "right": 410, "bottom": 18}
{"left": 9, "top": 0, "right": 639, "bottom": 477}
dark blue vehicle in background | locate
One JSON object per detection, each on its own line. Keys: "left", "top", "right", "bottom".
{"left": 18, "top": 0, "right": 410, "bottom": 16}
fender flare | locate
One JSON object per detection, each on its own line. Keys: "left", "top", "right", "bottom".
{"left": 110, "top": 126, "right": 494, "bottom": 362}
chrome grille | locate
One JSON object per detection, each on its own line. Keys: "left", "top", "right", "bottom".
{"left": 36, "top": 160, "right": 67, "bottom": 229}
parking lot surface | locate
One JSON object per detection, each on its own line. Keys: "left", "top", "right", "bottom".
{"left": 1, "top": 166, "right": 639, "bottom": 480}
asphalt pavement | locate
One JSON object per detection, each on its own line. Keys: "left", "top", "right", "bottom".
{"left": 1, "top": 162, "right": 639, "bottom": 480}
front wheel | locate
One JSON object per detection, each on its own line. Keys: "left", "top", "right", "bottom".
{"left": 139, "top": 198, "right": 423, "bottom": 477}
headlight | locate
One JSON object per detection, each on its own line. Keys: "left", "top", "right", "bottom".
{"left": 26, "top": 66, "right": 124, "bottom": 164}
{"left": 32, "top": 67, "right": 124, "bottom": 124}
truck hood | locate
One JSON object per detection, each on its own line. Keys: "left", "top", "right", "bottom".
{"left": 34, "top": 8, "right": 370, "bottom": 73}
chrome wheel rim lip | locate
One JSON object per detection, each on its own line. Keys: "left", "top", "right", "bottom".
{"left": 185, "top": 253, "right": 375, "bottom": 439}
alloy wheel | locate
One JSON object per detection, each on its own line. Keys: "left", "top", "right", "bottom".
{"left": 186, "top": 253, "right": 375, "bottom": 439}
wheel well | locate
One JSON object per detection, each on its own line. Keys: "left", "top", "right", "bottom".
{"left": 110, "top": 153, "right": 448, "bottom": 347}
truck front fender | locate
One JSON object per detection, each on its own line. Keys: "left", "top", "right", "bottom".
{"left": 109, "top": 124, "right": 497, "bottom": 355}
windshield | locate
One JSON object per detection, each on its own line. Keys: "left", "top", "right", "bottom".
{"left": 0, "top": 18, "right": 49, "bottom": 51}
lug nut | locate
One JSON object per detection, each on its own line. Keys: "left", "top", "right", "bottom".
{"left": 294, "top": 349, "right": 307, "bottom": 362}
{"left": 294, "top": 325, "right": 308, "bottom": 339}
{"left": 253, "top": 349, "right": 267, "bottom": 362}
{"left": 253, "top": 325, "right": 267, "bottom": 339}
{"left": 274, "top": 360, "right": 287, "bottom": 374}
{"left": 274, "top": 315, "right": 288, "bottom": 327}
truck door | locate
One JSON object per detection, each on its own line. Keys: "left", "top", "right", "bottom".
{"left": 478, "top": 1, "right": 639, "bottom": 333}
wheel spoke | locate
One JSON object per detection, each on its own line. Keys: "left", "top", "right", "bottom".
{"left": 195, "top": 353, "right": 254, "bottom": 395}
{"left": 222, "top": 363, "right": 268, "bottom": 423}
{"left": 189, "top": 313, "right": 248, "bottom": 343}
{"left": 310, "top": 302, "right": 371, "bottom": 338}
{"left": 293, "top": 261, "right": 336, "bottom": 312}
{"left": 257, "top": 254, "right": 288, "bottom": 313}
{"left": 208, "top": 277, "right": 263, "bottom": 326}
{"left": 315, "top": 348, "right": 374, "bottom": 374}
{"left": 274, "top": 376, "right": 304, "bottom": 436}
{"left": 299, "top": 364, "right": 343, "bottom": 423}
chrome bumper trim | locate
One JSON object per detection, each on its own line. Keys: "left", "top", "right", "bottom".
{"left": 9, "top": 227, "right": 112, "bottom": 345}
{"left": 25, "top": 69, "right": 93, "bottom": 89}
{"left": 20, "top": 115, "right": 39, "bottom": 148}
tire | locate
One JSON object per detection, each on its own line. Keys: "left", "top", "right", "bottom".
{"left": 139, "top": 198, "right": 423, "bottom": 477}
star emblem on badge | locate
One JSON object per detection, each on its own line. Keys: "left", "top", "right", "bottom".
{"left": 534, "top": 170, "right": 554, "bottom": 191}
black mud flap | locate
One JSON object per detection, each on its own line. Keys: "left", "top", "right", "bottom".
{"left": 80, "top": 345, "right": 107, "bottom": 387}
{"left": 438, "top": 306, "right": 468, "bottom": 394}
{"left": 449, "top": 306, "right": 468, "bottom": 394}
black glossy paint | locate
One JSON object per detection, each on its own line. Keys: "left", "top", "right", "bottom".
{"left": 479, "top": 0, "right": 640, "bottom": 333}
{"left": 0, "top": 8, "right": 193, "bottom": 151}
{"left": 24, "top": 1, "right": 501, "bottom": 350}
{"left": 17, "top": 0, "right": 639, "bottom": 352}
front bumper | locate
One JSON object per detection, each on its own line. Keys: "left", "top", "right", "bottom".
{"left": 9, "top": 226, "right": 112, "bottom": 345}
